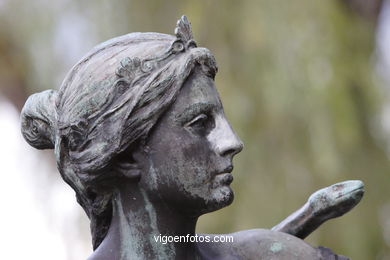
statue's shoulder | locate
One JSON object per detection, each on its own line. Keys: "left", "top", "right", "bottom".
{"left": 197, "top": 229, "right": 322, "bottom": 260}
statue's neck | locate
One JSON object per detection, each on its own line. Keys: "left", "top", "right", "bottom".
{"left": 91, "top": 184, "right": 199, "bottom": 260}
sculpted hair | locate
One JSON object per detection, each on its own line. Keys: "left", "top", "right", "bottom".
{"left": 21, "top": 26, "right": 218, "bottom": 249}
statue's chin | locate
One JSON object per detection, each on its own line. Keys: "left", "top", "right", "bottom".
{"left": 175, "top": 186, "right": 234, "bottom": 216}
{"left": 202, "top": 186, "right": 234, "bottom": 214}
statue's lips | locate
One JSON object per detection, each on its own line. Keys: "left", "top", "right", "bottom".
{"left": 219, "top": 173, "right": 233, "bottom": 185}
{"left": 214, "top": 165, "right": 234, "bottom": 185}
{"left": 208, "top": 165, "right": 234, "bottom": 187}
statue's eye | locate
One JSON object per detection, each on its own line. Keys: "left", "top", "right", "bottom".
{"left": 186, "top": 113, "right": 215, "bottom": 136}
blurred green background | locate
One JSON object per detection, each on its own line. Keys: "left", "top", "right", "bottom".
{"left": 1, "top": 0, "right": 389, "bottom": 259}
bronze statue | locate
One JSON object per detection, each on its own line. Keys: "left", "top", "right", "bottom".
{"left": 21, "top": 16, "right": 364, "bottom": 259}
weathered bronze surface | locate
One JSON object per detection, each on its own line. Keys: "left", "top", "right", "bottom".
{"left": 21, "top": 16, "right": 363, "bottom": 259}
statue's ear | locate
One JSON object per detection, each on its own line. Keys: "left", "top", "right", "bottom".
{"left": 113, "top": 148, "right": 142, "bottom": 181}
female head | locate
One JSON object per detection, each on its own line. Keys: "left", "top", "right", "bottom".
{"left": 21, "top": 16, "right": 242, "bottom": 249}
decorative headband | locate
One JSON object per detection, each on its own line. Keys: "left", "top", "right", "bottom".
{"left": 58, "top": 16, "right": 200, "bottom": 151}
{"left": 115, "top": 15, "right": 197, "bottom": 88}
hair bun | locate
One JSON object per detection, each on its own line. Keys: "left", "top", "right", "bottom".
{"left": 21, "top": 89, "right": 57, "bottom": 149}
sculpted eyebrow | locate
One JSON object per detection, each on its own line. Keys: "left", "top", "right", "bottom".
{"left": 175, "top": 102, "right": 215, "bottom": 125}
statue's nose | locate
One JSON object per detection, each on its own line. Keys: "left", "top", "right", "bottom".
{"left": 212, "top": 116, "right": 243, "bottom": 158}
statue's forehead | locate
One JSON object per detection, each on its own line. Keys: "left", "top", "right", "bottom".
{"left": 176, "top": 72, "right": 221, "bottom": 112}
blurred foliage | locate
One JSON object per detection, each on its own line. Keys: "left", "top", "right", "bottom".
{"left": 1, "top": 0, "right": 389, "bottom": 259}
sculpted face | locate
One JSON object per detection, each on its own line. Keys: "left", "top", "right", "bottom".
{"left": 136, "top": 68, "right": 243, "bottom": 216}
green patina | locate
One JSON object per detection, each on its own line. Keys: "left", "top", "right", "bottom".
{"left": 270, "top": 242, "right": 283, "bottom": 253}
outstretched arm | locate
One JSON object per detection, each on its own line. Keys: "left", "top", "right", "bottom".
{"left": 272, "top": 180, "right": 364, "bottom": 239}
